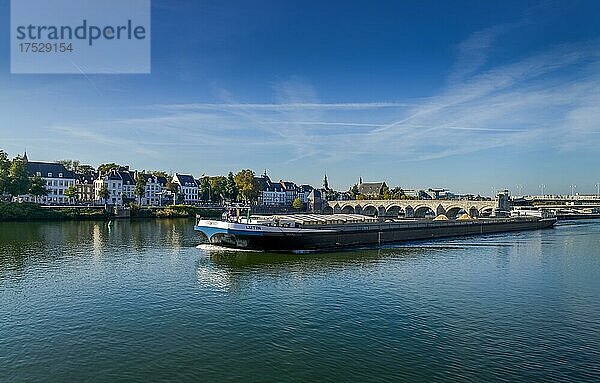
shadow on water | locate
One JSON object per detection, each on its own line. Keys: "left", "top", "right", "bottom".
{"left": 200, "top": 229, "right": 538, "bottom": 272}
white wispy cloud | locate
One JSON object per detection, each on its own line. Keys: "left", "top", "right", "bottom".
{"left": 49, "top": 32, "right": 600, "bottom": 169}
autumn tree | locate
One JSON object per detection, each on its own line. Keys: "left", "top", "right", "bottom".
{"left": 234, "top": 169, "right": 259, "bottom": 203}
{"left": 292, "top": 197, "right": 303, "bottom": 210}
{"left": 209, "top": 176, "right": 227, "bottom": 203}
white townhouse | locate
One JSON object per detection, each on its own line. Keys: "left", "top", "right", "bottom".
{"left": 93, "top": 167, "right": 140, "bottom": 206}
{"left": 138, "top": 174, "right": 168, "bottom": 206}
{"left": 255, "top": 174, "right": 286, "bottom": 206}
{"left": 95, "top": 171, "right": 124, "bottom": 205}
{"left": 172, "top": 173, "right": 199, "bottom": 205}
{"left": 23, "top": 160, "right": 77, "bottom": 205}
{"left": 296, "top": 184, "right": 314, "bottom": 204}
{"left": 75, "top": 173, "right": 96, "bottom": 203}
{"left": 280, "top": 181, "right": 298, "bottom": 206}
{"left": 119, "top": 170, "right": 136, "bottom": 204}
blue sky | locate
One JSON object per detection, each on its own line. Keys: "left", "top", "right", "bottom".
{"left": 1, "top": 0, "right": 600, "bottom": 195}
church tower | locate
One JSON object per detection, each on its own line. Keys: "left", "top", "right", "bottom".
{"left": 323, "top": 174, "right": 329, "bottom": 190}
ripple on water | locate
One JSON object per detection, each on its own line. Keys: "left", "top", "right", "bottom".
{"left": 0, "top": 219, "right": 599, "bottom": 383}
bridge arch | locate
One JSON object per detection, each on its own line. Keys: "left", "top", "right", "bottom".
{"left": 341, "top": 205, "right": 355, "bottom": 214}
{"left": 405, "top": 205, "right": 414, "bottom": 218}
{"left": 385, "top": 205, "right": 403, "bottom": 218}
{"left": 323, "top": 205, "right": 334, "bottom": 214}
{"left": 362, "top": 205, "right": 378, "bottom": 217}
{"left": 468, "top": 206, "right": 480, "bottom": 218}
{"left": 414, "top": 205, "right": 436, "bottom": 218}
{"left": 445, "top": 206, "right": 465, "bottom": 219}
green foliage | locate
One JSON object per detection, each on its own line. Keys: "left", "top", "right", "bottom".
{"left": 379, "top": 185, "right": 391, "bottom": 200}
{"left": 325, "top": 189, "right": 336, "bottom": 201}
{"left": 29, "top": 175, "right": 49, "bottom": 197}
{"left": 350, "top": 184, "right": 359, "bottom": 198}
{"left": 134, "top": 174, "right": 147, "bottom": 202}
{"left": 209, "top": 176, "right": 227, "bottom": 203}
{"left": 234, "top": 169, "right": 259, "bottom": 203}
{"left": 166, "top": 178, "right": 178, "bottom": 192}
{"left": 150, "top": 170, "right": 168, "bottom": 178}
{"left": 56, "top": 159, "right": 87, "bottom": 173}
{"left": 0, "top": 150, "right": 10, "bottom": 194}
{"left": 78, "top": 164, "right": 95, "bottom": 174}
{"left": 390, "top": 187, "right": 405, "bottom": 199}
{"left": 165, "top": 179, "right": 180, "bottom": 204}
{"left": 130, "top": 205, "right": 222, "bottom": 219}
{"left": 98, "top": 184, "right": 110, "bottom": 201}
{"left": 292, "top": 197, "right": 303, "bottom": 210}
{"left": 0, "top": 201, "right": 111, "bottom": 221}
{"left": 7, "top": 156, "right": 29, "bottom": 197}
{"left": 97, "top": 163, "right": 120, "bottom": 174}
{"left": 199, "top": 176, "right": 211, "bottom": 201}
{"left": 64, "top": 185, "right": 78, "bottom": 202}
{"left": 226, "top": 172, "right": 238, "bottom": 201}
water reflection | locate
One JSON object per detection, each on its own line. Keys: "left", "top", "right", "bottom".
{"left": 0, "top": 219, "right": 197, "bottom": 283}
{"left": 1, "top": 219, "right": 599, "bottom": 383}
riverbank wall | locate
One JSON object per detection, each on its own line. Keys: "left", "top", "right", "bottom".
{"left": 0, "top": 202, "right": 223, "bottom": 222}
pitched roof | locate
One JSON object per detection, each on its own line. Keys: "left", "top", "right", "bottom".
{"left": 156, "top": 176, "right": 167, "bottom": 186}
{"left": 118, "top": 171, "right": 135, "bottom": 185}
{"left": 174, "top": 173, "right": 197, "bottom": 187}
{"left": 268, "top": 183, "right": 284, "bottom": 192}
{"left": 254, "top": 176, "right": 272, "bottom": 191}
{"left": 26, "top": 161, "right": 75, "bottom": 179}
{"left": 280, "top": 181, "right": 297, "bottom": 190}
{"left": 107, "top": 171, "right": 122, "bottom": 181}
{"left": 76, "top": 173, "right": 96, "bottom": 184}
{"left": 358, "top": 182, "right": 386, "bottom": 196}
{"left": 298, "top": 184, "right": 314, "bottom": 192}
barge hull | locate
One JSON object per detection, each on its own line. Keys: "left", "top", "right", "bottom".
{"left": 197, "top": 218, "right": 556, "bottom": 251}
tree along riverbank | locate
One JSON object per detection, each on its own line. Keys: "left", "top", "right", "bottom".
{"left": 0, "top": 202, "right": 223, "bottom": 222}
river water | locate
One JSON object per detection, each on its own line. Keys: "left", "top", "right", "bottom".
{"left": 0, "top": 219, "right": 598, "bottom": 382}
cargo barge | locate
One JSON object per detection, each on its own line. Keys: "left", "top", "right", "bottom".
{"left": 194, "top": 213, "right": 557, "bottom": 251}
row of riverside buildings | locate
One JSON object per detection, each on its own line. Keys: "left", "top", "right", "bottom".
{"left": 17, "top": 155, "right": 329, "bottom": 209}
{"left": 16, "top": 154, "right": 479, "bottom": 208}
{"left": 20, "top": 154, "right": 201, "bottom": 206}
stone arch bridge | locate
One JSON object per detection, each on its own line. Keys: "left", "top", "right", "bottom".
{"left": 327, "top": 199, "right": 498, "bottom": 219}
